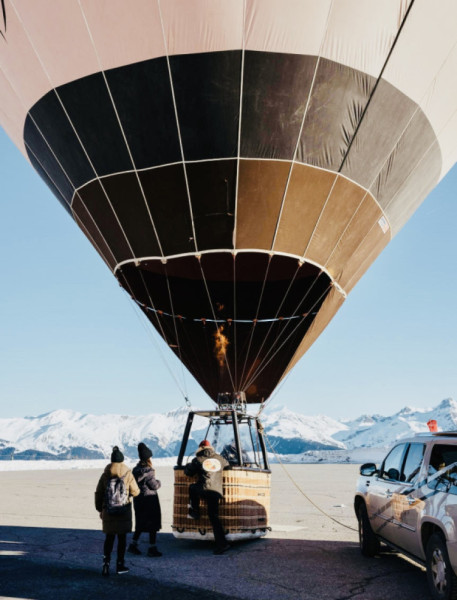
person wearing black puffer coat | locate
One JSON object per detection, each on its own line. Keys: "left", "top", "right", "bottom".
{"left": 128, "top": 442, "right": 162, "bottom": 557}
{"left": 184, "top": 439, "right": 230, "bottom": 554}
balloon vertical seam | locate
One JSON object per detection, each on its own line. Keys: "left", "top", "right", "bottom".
{"left": 270, "top": 0, "right": 336, "bottom": 252}
{"left": 77, "top": 0, "right": 166, "bottom": 259}
{"left": 233, "top": 0, "right": 247, "bottom": 250}
{"left": 338, "top": 0, "right": 417, "bottom": 175}
{"left": 157, "top": 0, "right": 198, "bottom": 253}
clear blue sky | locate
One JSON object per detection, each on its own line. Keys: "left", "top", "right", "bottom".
{"left": 0, "top": 127, "right": 456, "bottom": 420}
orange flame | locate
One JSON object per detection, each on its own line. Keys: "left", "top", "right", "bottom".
{"left": 213, "top": 325, "right": 229, "bottom": 367}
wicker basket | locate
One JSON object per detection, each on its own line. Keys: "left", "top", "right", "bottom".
{"left": 172, "top": 467, "right": 271, "bottom": 541}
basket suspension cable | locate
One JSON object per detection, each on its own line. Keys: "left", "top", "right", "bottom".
{"left": 119, "top": 286, "right": 189, "bottom": 402}
{"left": 178, "top": 318, "right": 214, "bottom": 398}
{"left": 243, "top": 284, "right": 330, "bottom": 393}
{"left": 238, "top": 254, "right": 273, "bottom": 389}
{"left": 162, "top": 263, "right": 190, "bottom": 399}
{"left": 243, "top": 274, "right": 330, "bottom": 391}
{"left": 264, "top": 432, "right": 357, "bottom": 533}
{"left": 240, "top": 267, "right": 324, "bottom": 393}
{"left": 124, "top": 271, "right": 193, "bottom": 408}
{"left": 129, "top": 264, "right": 191, "bottom": 405}
{"left": 240, "top": 261, "right": 303, "bottom": 391}
{"left": 197, "top": 258, "right": 236, "bottom": 391}
{"left": 243, "top": 280, "right": 331, "bottom": 394}
{"left": 233, "top": 251, "right": 238, "bottom": 390}
{"left": 119, "top": 265, "right": 191, "bottom": 403}
{"left": 132, "top": 271, "right": 172, "bottom": 348}
{"left": 256, "top": 372, "right": 293, "bottom": 418}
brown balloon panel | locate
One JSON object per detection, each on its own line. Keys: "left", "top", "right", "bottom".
{"left": 24, "top": 50, "right": 440, "bottom": 238}
{"left": 116, "top": 253, "right": 332, "bottom": 403}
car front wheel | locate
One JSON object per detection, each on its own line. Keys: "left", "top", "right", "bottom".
{"left": 357, "top": 502, "right": 380, "bottom": 557}
{"left": 426, "top": 532, "right": 457, "bottom": 600}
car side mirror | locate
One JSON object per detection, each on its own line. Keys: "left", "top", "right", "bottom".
{"left": 360, "top": 463, "right": 377, "bottom": 477}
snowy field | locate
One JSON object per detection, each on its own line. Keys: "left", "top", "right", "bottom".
{"left": 0, "top": 456, "right": 178, "bottom": 471}
{"left": 0, "top": 447, "right": 387, "bottom": 471}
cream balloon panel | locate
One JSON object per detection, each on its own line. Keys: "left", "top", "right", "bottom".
{"left": 1, "top": 0, "right": 456, "bottom": 173}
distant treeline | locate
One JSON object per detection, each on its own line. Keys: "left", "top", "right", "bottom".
{"left": 0, "top": 446, "right": 104, "bottom": 460}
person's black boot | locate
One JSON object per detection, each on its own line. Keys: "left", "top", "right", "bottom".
{"left": 116, "top": 560, "right": 129, "bottom": 575}
{"left": 128, "top": 542, "right": 141, "bottom": 555}
{"left": 147, "top": 545, "right": 162, "bottom": 557}
{"left": 213, "top": 543, "right": 231, "bottom": 555}
{"left": 102, "top": 556, "right": 110, "bottom": 576}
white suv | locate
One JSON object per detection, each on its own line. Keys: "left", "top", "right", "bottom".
{"left": 354, "top": 433, "right": 457, "bottom": 600}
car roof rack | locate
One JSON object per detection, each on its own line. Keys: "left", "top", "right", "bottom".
{"left": 414, "top": 431, "right": 457, "bottom": 437}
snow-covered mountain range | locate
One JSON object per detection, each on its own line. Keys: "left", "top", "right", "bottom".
{"left": 1, "top": 398, "right": 455, "bottom": 461}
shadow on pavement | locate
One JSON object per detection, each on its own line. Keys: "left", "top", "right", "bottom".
{"left": 0, "top": 525, "right": 431, "bottom": 600}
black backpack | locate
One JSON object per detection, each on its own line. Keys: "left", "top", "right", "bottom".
{"left": 105, "top": 473, "right": 129, "bottom": 514}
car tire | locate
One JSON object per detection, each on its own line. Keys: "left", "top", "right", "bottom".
{"left": 426, "top": 533, "right": 457, "bottom": 600}
{"left": 357, "top": 502, "right": 380, "bottom": 557}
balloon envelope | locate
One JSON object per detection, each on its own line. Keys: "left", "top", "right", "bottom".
{"left": 1, "top": 1, "right": 456, "bottom": 403}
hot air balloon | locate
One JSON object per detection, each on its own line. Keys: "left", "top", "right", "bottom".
{"left": 2, "top": 0, "right": 457, "bottom": 540}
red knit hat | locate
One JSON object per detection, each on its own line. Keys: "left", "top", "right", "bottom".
{"left": 199, "top": 440, "right": 211, "bottom": 447}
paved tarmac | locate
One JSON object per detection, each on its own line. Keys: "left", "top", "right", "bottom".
{"left": 0, "top": 464, "right": 432, "bottom": 599}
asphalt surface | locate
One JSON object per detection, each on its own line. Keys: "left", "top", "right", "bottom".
{"left": 0, "top": 464, "right": 433, "bottom": 599}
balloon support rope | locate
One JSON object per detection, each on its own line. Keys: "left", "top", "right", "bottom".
{"left": 264, "top": 433, "right": 357, "bottom": 533}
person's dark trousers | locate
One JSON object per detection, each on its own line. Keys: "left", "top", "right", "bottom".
{"left": 104, "top": 533, "right": 127, "bottom": 562}
{"left": 133, "top": 530, "right": 157, "bottom": 544}
{"left": 204, "top": 491, "right": 226, "bottom": 547}
{"left": 189, "top": 486, "right": 226, "bottom": 547}
{"left": 189, "top": 483, "right": 201, "bottom": 513}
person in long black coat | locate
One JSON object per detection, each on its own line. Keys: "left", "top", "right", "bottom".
{"left": 128, "top": 442, "right": 162, "bottom": 557}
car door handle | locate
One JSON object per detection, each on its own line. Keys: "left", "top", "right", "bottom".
{"left": 386, "top": 490, "right": 393, "bottom": 498}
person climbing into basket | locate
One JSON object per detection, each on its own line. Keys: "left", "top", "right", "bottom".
{"left": 184, "top": 439, "right": 230, "bottom": 554}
